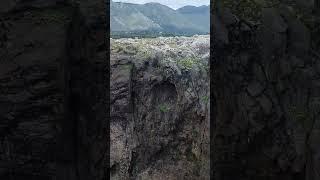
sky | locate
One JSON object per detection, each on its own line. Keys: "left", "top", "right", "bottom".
{"left": 113, "top": 0, "right": 210, "bottom": 10}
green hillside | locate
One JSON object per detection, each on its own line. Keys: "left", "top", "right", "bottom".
{"left": 110, "top": 1, "right": 210, "bottom": 37}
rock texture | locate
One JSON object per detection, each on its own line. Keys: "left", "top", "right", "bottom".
{"left": 0, "top": 0, "right": 108, "bottom": 179}
{"left": 110, "top": 36, "right": 210, "bottom": 179}
{"left": 212, "top": 5, "right": 320, "bottom": 180}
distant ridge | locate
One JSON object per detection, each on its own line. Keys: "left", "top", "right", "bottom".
{"left": 110, "top": 1, "right": 209, "bottom": 36}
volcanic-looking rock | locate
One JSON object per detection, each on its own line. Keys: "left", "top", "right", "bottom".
{"left": 110, "top": 35, "right": 210, "bottom": 179}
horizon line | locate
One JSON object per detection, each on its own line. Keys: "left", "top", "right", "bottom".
{"left": 112, "top": 0, "right": 209, "bottom": 10}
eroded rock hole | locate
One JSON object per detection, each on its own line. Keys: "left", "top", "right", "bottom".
{"left": 146, "top": 81, "right": 178, "bottom": 141}
{"left": 151, "top": 81, "right": 177, "bottom": 108}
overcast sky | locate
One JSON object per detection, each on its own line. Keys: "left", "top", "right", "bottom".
{"left": 113, "top": 0, "right": 210, "bottom": 10}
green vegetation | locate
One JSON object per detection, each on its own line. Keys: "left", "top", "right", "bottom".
{"left": 136, "top": 49, "right": 153, "bottom": 60}
{"left": 111, "top": 31, "right": 199, "bottom": 39}
{"left": 158, "top": 103, "right": 170, "bottom": 113}
{"left": 111, "top": 44, "right": 138, "bottom": 54}
{"left": 177, "top": 57, "right": 200, "bottom": 70}
{"left": 121, "top": 64, "right": 133, "bottom": 71}
{"left": 111, "top": 36, "right": 209, "bottom": 75}
{"left": 111, "top": 1, "right": 209, "bottom": 36}
{"left": 168, "top": 42, "right": 178, "bottom": 49}
{"left": 201, "top": 95, "right": 209, "bottom": 104}
{"left": 111, "top": 39, "right": 154, "bottom": 60}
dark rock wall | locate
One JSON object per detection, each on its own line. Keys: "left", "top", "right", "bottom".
{"left": 110, "top": 37, "right": 210, "bottom": 179}
{"left": 0, "top": 0, "right": 108, "bottom": 179}
{"left": 212, "top": 3, "right": 320, "bottom": 180}
{"left": 3, "top": 0, "right": 320, "bottom": 180}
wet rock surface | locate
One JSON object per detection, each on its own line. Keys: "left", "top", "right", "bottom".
{"left": 110, "top": 36, "right": 210, "bottom": 180}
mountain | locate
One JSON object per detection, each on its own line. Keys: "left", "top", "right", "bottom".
{"left": 177, "top": 5, "right": 210, "bottom": 32}
{"left": 110, "top": 1, "right": 209, "bottom": 35}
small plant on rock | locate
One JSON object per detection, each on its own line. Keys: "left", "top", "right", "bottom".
{"left": 201, "top": 95, "right": 209, "bottom": 104}
{"left": 158, "top": 103, "right": 170, "bottom": 113}
{"left": 178, "top": 57, "right": 198, "bottom": 70}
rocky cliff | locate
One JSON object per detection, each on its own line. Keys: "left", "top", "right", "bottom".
{"left": 212, "top": 4, "right": 320, "bottom": 180}
{"left": 3, "top": 0, "right": 320, "bottom": 179}
{"left": 110, "top": 36, "right": 210, "bottom": 179}
{"left": 0, "top": 0, "right": 108, "bottom": 179}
